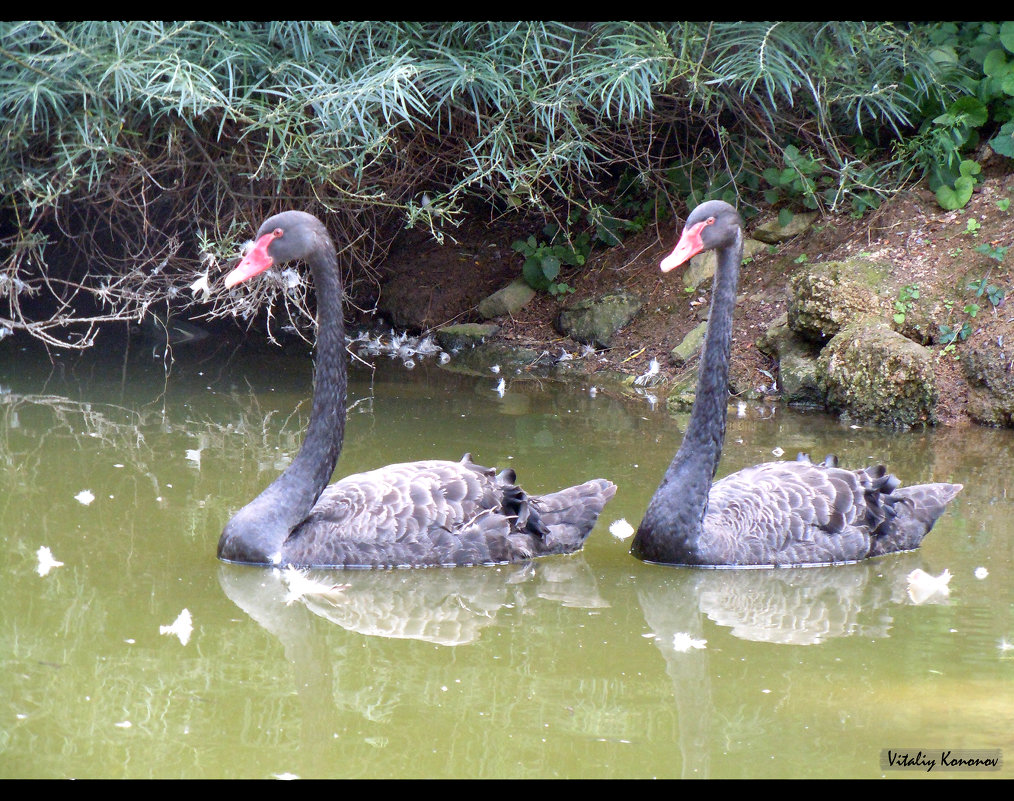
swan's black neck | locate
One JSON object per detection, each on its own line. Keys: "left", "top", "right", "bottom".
{"left": 218, "top": 236, "right": 347, "bottom": 565}
{"left": 632, "top": 230, "right": 742, "bottom": 564}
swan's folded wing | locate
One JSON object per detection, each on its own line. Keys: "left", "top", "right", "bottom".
{"left": 705, "top": 461, "right": 871, "bottom": 565}
{"left": 286, "top": 459, "right": 512, "bottom": 567}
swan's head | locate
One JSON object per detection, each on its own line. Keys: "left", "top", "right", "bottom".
{"left": 660, "top": 200, "right": 743, "bottom": 272}
{"left": 224, "top": 211, "right": 329, "bottom": 288}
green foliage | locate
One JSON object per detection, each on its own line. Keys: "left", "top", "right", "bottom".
{"left": 901, "top": 22, "right": 1014, "bottom": 210}
{"left": 762, "top": 145, "right": 827, "bottom": 210}
{"left": 664, "top": 162, "right": 745, "bottom": 216}
{"left": 938, "top": 321, "right": 973, "bottom": 346}
{"left": 0, "top": 20, "right": 961, "bottom": 346}
{"left": 705, "top": 22, "right": 945, "bottom": 137}
{"left": 967, "top": 275, "right": 1006, "bottom": 305}
{"left": 512, "top": 226, "right": 589, "bottom": 295}
{"left": 935, "top": 270, "right": 1007, "bottom": 353}
{"left": 760, "top": 145, "right": 891, "bottom": 220}
{"left": 893, "top": 283, "right": 920, "bottom": 325}
{"left": 936, "top": 159, "right": 982, "bottom": 209}
{"left": 974, "top": 242, "right": 1010, "bottom": 263}
{"left": 599, "top": 170, "right": 667, "bottom": 242}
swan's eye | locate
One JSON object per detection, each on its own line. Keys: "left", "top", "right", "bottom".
{"left": 705, "top": 216, "right": 715, "bottom": 225}
{"left": 272, "top": 228, "right": 283, "bottom": 238}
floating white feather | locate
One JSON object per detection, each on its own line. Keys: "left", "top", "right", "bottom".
{"left": 672, "top": 632, "right": 707, "bottom": 652}
{"left": 907, "top": 568, "right": 952, "bottom": 604}
{"left": 160, "top": 608, "right": 193, "bottom": 645}
{"left": 36, "top": 546, "right": 64, "bottom": 577}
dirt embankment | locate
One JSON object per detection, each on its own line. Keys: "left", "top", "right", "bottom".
{"left": 373, "top": 170, "right": 1014, "bottom": 427}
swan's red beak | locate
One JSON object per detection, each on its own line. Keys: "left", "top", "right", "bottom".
{"left": 660, "top": 220, "right": 707, "bottom": 273}
{"left": 224, "top": 232, "right": 276, "bottom": 288}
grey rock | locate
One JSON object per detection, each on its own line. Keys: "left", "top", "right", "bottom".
{"left": 478, "top": 279, "right": 536, "bottom": 320}
{"left": 554, "top": 289, "right": 642, "bottom": 347}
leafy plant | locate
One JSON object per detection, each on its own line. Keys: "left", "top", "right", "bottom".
{"left": 665, "top": 163, "right": 743, "bottom": 216}
{"left": 512, "top": 227, "right": 589, "bottom": 295}
{"left": 974, "top": 242, "right": 1009, "bottom": 264}
{"left": 939, "top": 321, "right": 973, "bottom": 345}
{"left": 936, "top": 158, "right": 982, "bottom": 210}
{"left": 967, "top": 275, "right": 1006, "bottom": 306}
{"left": 762, "top": 145, "right": 826, "bottom": 210}
{"left": 965, "top": 218, "right": 982, "bottom": 236}
{"left": 893, "top": 283, "right": 920, "bottom": 325}
{"left": 604, "top": 170, "right": 667, "bottom": 241}
{"left": 909, "top": 22, "right": 1014, "bottom": 210}
{"left": 932, "top": 270, "right": 1009, "bottom": 352}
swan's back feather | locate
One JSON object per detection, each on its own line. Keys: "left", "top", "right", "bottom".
{"left": 281, "top": 455, "right": 616, "bottom": 568}
{"left": 694, "top": 459, "right": 961, "bottom": 566}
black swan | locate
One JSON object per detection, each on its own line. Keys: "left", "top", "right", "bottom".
{"left": 631, "top": 200, "right": 962, "bottom": 567}
{"left": 216, "top": 211, "right": 616, "bottom": 568}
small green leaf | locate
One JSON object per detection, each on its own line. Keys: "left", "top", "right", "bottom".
{"left": 959, "top": 159, "right": 982, "bottom": 179}
{"left": 523, "top": 257, "right": 549, "bottom": 291}
{"left": 539, "top": 255, "right": 560, "bottom": 282}
{"left": 948, "top": 96, "right": 989, "bottom": 127}
{"left": 989, "top": 120, "right": 1014, "bottom": 158}
{"left": 936, "top": 175, "right": 975, "bottom": 210}
{"left": 983, "top": 48, "right": 1010, "bottom": 77}
{"left": 1001, "top": 21, "right": 1014, "bottom": 54}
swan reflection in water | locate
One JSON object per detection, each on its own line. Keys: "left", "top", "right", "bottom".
{"left": 219, "top": 556, "right": 607, "bottom": 647}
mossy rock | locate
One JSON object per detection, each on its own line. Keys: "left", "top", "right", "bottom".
{"left": 669, "top": 320, "right": 709, "bottom": 366}
{"left": 554, "top": 288, "right": 641, "bottom": 347}
{"left": 751, "top": 211, "right": 818, "bottom": 244}
{"left": 434, "top": 323, "right": 500, "bottom": 352}
{"left": 756, "top": 313, "right": 824, "bottom": 406}
{"left": 477, "top": 279, "right": 536, "bottom": 320}
{"left": 817, "top": 320, "right": 937, "bottom": 428}
{"left": 664, "top": 371, "right": 700, "bottom": 413}
{"left": 961, "top": 319, "right": 1014, "bottom": 426}
{"left": 788, "top": 259, "right": 891, "bottom": 342}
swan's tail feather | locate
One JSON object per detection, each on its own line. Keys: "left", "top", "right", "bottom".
{"left": 869, "top": 482, "right": 963, "bottom": 556}
{"left": 528, "top": 479, "right": 618, "bottom": 555}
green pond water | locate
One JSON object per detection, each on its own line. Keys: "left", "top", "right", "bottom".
{"left": 1, "top": 337, "right": 1011, "bottom": 779}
